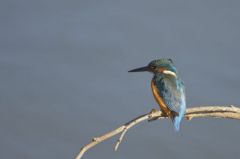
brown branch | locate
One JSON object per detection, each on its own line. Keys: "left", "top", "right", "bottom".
{"left": 74, "top": 105, "right": 240, "bottom": 159}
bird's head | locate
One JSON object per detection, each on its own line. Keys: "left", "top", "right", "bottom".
{"left": 128, "top": 58, "right": 177, "bottom": 77}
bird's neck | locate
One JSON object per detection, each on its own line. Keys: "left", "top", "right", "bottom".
{"left": 154, "top": 71, "right": 178, "bottom": 80}
{"left": 153, "top": 73, "right": 179, "bottom": 87}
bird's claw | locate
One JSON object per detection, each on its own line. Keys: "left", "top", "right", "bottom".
{"left": 148, "top": 108, "right": 159, "bottom": 122}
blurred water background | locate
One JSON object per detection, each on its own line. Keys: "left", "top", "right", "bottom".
{"left": 1, "top": 0, "right": 240, "bottom": 159}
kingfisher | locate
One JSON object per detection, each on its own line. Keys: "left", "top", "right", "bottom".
{"left": 128, "top": 58, "right": 186, "bottom": 131}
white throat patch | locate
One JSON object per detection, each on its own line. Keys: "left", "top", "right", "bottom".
{"left": 162, "top": 70, "right": 177, "bottom": 78}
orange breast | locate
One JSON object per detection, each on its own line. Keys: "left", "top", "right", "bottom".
{"left": 151, "top": 80, "right": 172, "bottom": 116}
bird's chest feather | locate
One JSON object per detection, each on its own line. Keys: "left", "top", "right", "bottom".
{"left": 151, "top": 79, "right": 172, "bottom": 115}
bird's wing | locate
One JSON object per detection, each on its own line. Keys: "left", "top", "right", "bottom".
{"left": 155, "top": 78, "right": 185, "bottom": 115}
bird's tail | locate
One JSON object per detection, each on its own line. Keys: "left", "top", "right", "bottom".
{"left": 171, "top": 113, "right": 184, "bottom": 131}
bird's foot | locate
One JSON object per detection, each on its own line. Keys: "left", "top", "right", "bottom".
{"left": 150, "top": 108, "right": 158, "bottom": 113}
{"left": 148, "top": 108, "right": 159, "bottom": 122}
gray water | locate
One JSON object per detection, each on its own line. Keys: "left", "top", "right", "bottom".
{"left": 1, "top": 0, "right": 240, "bottom": 159}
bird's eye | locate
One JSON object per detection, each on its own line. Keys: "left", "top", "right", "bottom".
{"left": 150, "top": 66, "right": 156, "bottom": 69}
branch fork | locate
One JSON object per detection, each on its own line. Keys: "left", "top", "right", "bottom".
{"left": 75, "top": 105, "right": 240, "bottom": 159}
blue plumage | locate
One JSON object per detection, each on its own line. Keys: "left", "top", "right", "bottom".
{"left": 153, "top": 74, "right": 186, "bottom": 131}
{"left": 129, "top": 58, "right": 186, "bottom": 131}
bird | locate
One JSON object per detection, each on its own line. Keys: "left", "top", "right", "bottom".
{"left": 128, "top": 58, "right": 186, "bottom": 131}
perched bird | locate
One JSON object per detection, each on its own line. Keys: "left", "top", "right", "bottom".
{"left": 128, "top": 59, "right": 186, "bottom": 131}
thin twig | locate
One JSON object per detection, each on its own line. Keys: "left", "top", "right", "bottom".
{"left": 74, "top": 105, "right": 240, "bottom": 159}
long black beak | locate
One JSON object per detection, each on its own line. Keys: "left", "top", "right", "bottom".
{"left": 128, "top": 66, "right": 149, "bottom": 72}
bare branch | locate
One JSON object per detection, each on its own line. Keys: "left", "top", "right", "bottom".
{"left": 74, "top": 105, "right": 240, "bottom": 159}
